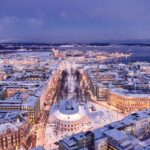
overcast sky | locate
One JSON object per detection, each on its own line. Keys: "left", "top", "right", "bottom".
{"left": 0, "top": 0, "right": 150, "bottom": 42}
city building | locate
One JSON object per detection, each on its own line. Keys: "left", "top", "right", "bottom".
{"left": 0, "top": 111, "right": 29, "bottom": 150}
{"left": 50, "top": 100, "right": 92, "bottom": 132}
{"left": 0, "top": 95, "right": 40, "bottom": 124}
{"left": 108, "top": 88, "right": 150, "bottom": 112}
{"left": 59, "top": 108, "right": 150, "bottom": 150}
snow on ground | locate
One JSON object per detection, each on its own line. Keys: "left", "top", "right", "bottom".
{"left": 41, "top": 101, "right": 126, "bottom": 150}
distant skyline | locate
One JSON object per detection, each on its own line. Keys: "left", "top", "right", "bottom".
{"left": 0, "top": 0, "right": 150, "bottom": 42}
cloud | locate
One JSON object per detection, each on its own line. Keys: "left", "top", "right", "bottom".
{"left": 60, "top": 12, "right": 67, "bottom": 19}
{"left": 0, "top": 16, "right": 45, "bottom": 31}
{"left": 28, "top": 18, "right": 44, "bottom": 27}
{"left": 0, "top": 24, "right": 4, "bottom": 32}
{"left": 0, "top": 38, "right": 21, "bottom": 43}
{"left": 0, "top": 0, "right": 150, "bottom": 41}
{"left": 35, "top": 10, "right": 47, "bottom": 18}
{"left": 0, "top": 16, "right": 18, "bottom": 26}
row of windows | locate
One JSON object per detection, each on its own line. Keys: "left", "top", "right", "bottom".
{"left": 59, "top": 128, "right": 77, "bottom": 131}
{"left": 57, "top": 122, "right": 79, "bottom": 127}
{"left": 0, "top": 107, "right": 20, "bottom": 110}
{"left": 110, "top": 95, "right": 150, "bottom": 102}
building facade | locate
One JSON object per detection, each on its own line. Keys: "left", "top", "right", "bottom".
{"left": 108, "top": 89, "right": 150, "bottom": 112}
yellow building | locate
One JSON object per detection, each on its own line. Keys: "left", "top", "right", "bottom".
{"left": 108, "top": 89, "right": 150, "bottom": 112}
{"left": 6, "top": 87, "right": 28, "bottom": 98}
